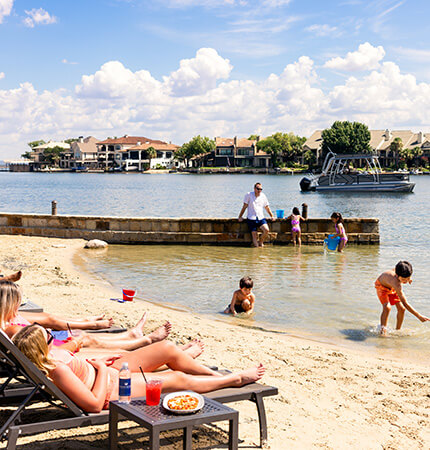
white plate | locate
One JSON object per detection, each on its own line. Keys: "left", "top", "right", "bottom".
{"left": 162, "top": 391, "right": 204, "bottom": 415}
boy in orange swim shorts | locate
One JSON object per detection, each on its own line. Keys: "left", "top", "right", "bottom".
{"left": 375, "top": 261, "right": 429, "bottom": 336}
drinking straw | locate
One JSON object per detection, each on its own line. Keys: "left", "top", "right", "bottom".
{"left": 139, "top": 366, "right": 148, "bottom": 383}
{"left": 67, "top": 323, "right": 72, "bottom": 336}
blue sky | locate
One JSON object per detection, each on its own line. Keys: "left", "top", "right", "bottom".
{"left": 0, "top": 0, "right": 430, "bottom": 158}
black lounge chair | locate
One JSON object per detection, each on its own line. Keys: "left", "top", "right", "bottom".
{"left": 0, "top": 331, "right": 277, "bottom": 449}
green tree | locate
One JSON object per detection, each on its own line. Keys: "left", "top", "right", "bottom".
{"left": 257, "top": 136, "right": 282, "bottom": 167}
{"left": 27, "top": 140, "right": 46, "bottom": 149}
{"left": 322, "top": 121, "right": 371, "bottom": 154}
{"left": 303, "top": 149, "right": 316, "bottom": 167}
{"left": 146, "top": 146, "right": 157, "bottom": 169}
{"left": 21, "top": 151, "right": 33, "bottom": 159}
{"left": 64, "top": 138, "right": 78, "bottom": 144}
{"left": 399, "top": 145, "right": 423, "bottom": 168}
{"left": 248, "top": 134, "right": 259, "bottom": 140}
{"left": 390, "top": 137, "right": 403, "bottom": 169}
{"left": 176, "top": 135, "right": 215, "bottom": 167}
{"left": 42, "top": 146, "right": 63, "bottom": 166}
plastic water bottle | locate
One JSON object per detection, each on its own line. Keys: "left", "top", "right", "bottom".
{"left": 118, "top": 362, "right": 131, "bottom": 404}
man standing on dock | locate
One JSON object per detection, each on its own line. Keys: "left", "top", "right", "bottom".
{"left": 238, "top": 182, "right": 275, "bottom": 247}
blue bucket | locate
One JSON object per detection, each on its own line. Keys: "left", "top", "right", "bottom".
{"left": 276, "top": 209, "right": 284, "bottom": 219}
{"left": 324, "top": 234, "right": 340, "bottom": 251}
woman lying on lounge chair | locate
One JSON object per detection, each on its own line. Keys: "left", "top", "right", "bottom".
{"left": 0, "top": 274, "right": 173, "bottom": 351}
{"left": 0, "top": 280, "right": 198, "bottom": 355}
{"left": 13, "top": 324, "right": 265, "bottom": 413}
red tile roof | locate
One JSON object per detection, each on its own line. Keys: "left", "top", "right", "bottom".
{"left": 97, "top": 136, "right": 166, "bottom": 145}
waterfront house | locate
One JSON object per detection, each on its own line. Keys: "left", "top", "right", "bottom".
{"left": 29, "top": 141, "right": 71, "bottom": 170}
{"left": 70, "top": 136, "right": 99, "bottom": 170}
{"left": 213, "top": 137, "right": 271, "bottom": 168}
{"left": 123, "top": 142, "right": 181, "bottom": 171}
{"left": 96, "top": 135, "right": 165, "bottom": 170}
{"left": 304, "top": 129, "right": 430, "bottom": 167}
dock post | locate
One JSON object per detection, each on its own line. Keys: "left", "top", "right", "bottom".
{"left": 51, "top": 201, "right": 57, "bottom": 216}
{"left": 301, "top": 203, "right": 308, "bottom": 219}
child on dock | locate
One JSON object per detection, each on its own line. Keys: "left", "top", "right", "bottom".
{"left": 224, "top": 276, "right": 255, "bottom": 316}
{"left": 286, "top": 207, "right": 305, "bottom": 247}
{"left": 375, "top": 261, "right": 429, "bottom": 336}
{"left": 330, "top": 212, "right": 348, "bottom": 252}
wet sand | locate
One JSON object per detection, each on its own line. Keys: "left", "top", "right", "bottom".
{"left": 1, "top": 234, "right": 429, "bottom": 449}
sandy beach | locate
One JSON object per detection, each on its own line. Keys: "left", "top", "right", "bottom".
{"left": 1, "top": 234, "right": 429, "bottom": 449}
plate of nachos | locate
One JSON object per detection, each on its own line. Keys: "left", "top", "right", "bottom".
{"left": 163, "top": 391, "right": 204, "bottom": 414}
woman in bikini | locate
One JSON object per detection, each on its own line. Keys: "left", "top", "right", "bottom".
{"left": 0, "top": 280, "right": 203, "bottom": 357}
{"left": 13, "top": 322, "right": 265, "bottom": 413}
{"left": 330, "top": 212, "right": 348, "bottom": 253}
{"left": 286, "top": 207, "right": 306, "bottom": 247}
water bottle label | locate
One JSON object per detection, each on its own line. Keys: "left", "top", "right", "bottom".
{"left": 119, "top": 378, "right": 131, "bottom": 397}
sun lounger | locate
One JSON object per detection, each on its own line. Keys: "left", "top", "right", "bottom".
{"left": 18, "top": 301, "right": 43, "bottom": 313}
{"left": 0, "top": 331, "right": 277, "bottom": 449}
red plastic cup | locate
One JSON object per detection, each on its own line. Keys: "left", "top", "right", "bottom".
{"left": 122, "top": 289, "right": 136, "bottom": 301}
{"left": 146, "top": 379, "right": 162, "bottom": 406}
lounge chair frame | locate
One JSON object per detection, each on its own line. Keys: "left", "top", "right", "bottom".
{"left": 0, "top": 332, "right": 277, "bottom": 449}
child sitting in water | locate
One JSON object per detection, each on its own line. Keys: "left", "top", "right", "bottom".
{"left": 286, "top": 207, "right": 305, "bottom": 247}
{"left": 330, "top": 212, "right": 348, "bottom": 252}
{"left": 224, "top": 276, "right": 255, "bottom": 316}
{"left": 375, "top": 261, "right": 429, "bottom": 336}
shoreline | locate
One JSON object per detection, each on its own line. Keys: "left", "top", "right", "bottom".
{"left": 1, "top": 234, "right": 429, "bottom": 448}
{"left": 76, "top": 247, "right": 426, "bottom": 366}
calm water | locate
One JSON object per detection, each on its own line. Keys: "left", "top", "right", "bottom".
{"left": 1, "top": 172, "right": 429, "bottom": 357}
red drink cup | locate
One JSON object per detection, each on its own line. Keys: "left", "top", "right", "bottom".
{"left": 146, "top": 379, "right": 162, "bottom": 406}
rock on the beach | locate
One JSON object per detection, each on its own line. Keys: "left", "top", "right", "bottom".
{"left": 84, "top": 239, "right": 108, "bottom": 249}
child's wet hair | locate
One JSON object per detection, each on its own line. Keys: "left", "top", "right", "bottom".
{"left": 331, "top": 212, "right": 344, "bottom": 223}
{"left": 395, "top": 261, "right": 413, "bottom": 278}
{"left": 240, "top": 276, "right": 253, "bottom": 289}
{"left": 292, "top": 207, "right": 300, "bottom": 215}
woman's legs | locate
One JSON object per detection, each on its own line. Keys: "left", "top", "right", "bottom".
{"left": 81, "top": 321, "right": 172, "bottom": 351}
{"left": 118, "top": 364, "right": 266, "bottom": 399}
{"left": 112, "top": 340, "right": 219, "bottom": 376}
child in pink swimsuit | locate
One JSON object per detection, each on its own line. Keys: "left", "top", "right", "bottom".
{"left": 330, "top": 212, "right": 348, "bottom": 252}
{"left": 286, "top": 207, "right": 305, "bottom": 246}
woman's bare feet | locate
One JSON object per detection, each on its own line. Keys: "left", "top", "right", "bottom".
{"left": 236, "top": 363, "right": 265, "bottom": 386}
{"left": 148, "top": 321, "right": 172, "bottom": 343}
{"left": 182, "top": 339, "right": 205, "bottom": 359}
{"left": 1, "top": 270, "right": 22, "bottom": 282}
{"left": 89, "top": 318, "right": 114, "bottom": 330}
{"left": 129, "top": 312, "right": 148, "bottom": 339}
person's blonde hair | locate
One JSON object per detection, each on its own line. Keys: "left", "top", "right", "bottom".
{"left": 0, "top": 281, "right": 22, "bottom": 329}
{"left": 12, "top": 325, "right": 56, "bottom": 375}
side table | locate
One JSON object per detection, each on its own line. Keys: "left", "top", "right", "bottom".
{"left": 109, "top": 395, "right": 238, "bottom": 450}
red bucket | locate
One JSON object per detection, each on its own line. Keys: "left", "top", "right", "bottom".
{"left": 122, "top": 289, "right": 136, "bottom": 301}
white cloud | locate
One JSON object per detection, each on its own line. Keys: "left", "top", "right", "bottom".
{"left": 305, "top": 24, "right": 338, "bottom": 37}
{"left": 0, "top": 72, "right": 4, "bottom": 80}
{"left": 394, "top": 47, "right": 430, "bottom": 63}
{"left": 324, "top": 42, "right": 385, "bottom": 71}
{"left": 262, "top": 0, "right": 291, "bottom": 6}
{"left": 62, "top": 59, "right": 78, "bottom": 65}
{"left": 164, "top": 48, "right": 232, "bottom": 96}
{"left": 23, "top": 8, "right": 57, "bottom": 28}
{"left": 1, "top": 45, "right": 430, "bottom": 160}
{"left": 0, "top": 0, "right": 13, "bottom": 23}
{"left": 162, "top": 0, "right": 237, "bottom": 7}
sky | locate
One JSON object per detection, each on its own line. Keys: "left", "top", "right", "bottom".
{"left": 0, "top": 0, "right": 429, "bottom": 159}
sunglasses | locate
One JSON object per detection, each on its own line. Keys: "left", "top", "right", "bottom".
{"left": 33, "top": 322, "right": 54, "bottom": 345}
{"left": 255, "top": 187, "right": 263, "bottom": 191}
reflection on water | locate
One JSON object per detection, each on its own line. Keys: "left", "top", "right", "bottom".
{"left": 80, "top": 243, "right": 430, "bottom": 357}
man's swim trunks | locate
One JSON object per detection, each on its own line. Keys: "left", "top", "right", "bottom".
{"left": 375, "top": 279, "right": 400, "bottom": 305}
{"left": 246, "top": 218, "right": 267, "bottom": 232}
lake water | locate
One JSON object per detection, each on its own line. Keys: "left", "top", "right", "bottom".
{"left": 1, "top": 172, "right": 429, "bottom": 358}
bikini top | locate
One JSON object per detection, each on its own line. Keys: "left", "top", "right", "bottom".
{"left": 50, "top": 348, "right": 95, "bottom": 389}
{"left": 291, "top": 216, "right": 300, "bottom": 225}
